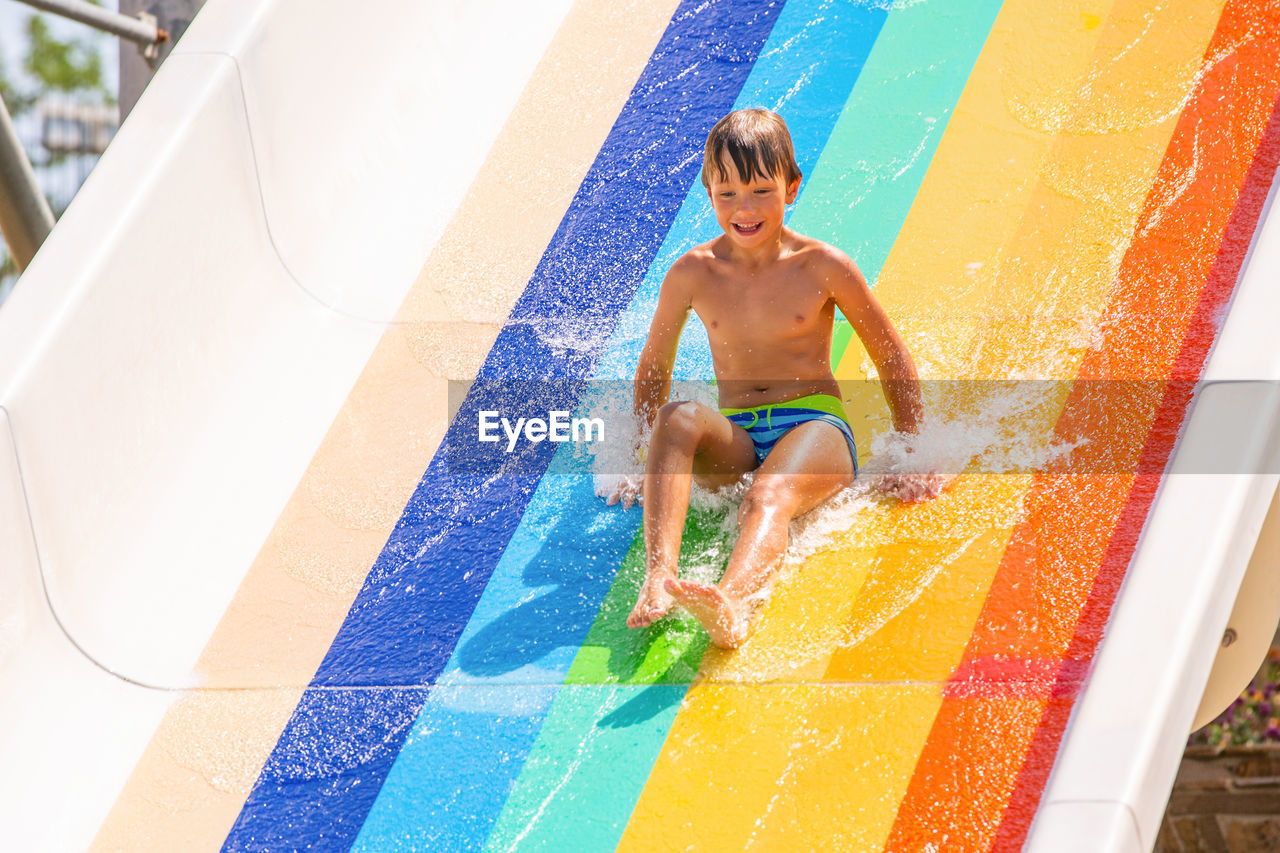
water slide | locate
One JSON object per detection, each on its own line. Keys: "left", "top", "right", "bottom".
{"left": 3, "top": 0, "right": 1279, "bottom": 850}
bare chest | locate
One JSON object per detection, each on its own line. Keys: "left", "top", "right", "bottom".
{"left": 692, "top": 272, "right": 831, "bottom": 344}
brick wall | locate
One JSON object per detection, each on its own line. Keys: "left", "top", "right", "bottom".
{"left": 1156, "top": 747, "right": 1280, "bottom": 852}
{"left": 1157, "top": 627, "right": 1280, "bottom": 852}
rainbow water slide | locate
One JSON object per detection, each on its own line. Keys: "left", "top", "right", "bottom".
{"left": 3, "top": 0, "right": 1280, "bottom": 850}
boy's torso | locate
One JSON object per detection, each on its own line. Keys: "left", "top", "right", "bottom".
{"left": 686, "top": 233, "right": 842, "bottom": 409}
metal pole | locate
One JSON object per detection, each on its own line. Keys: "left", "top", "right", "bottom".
{"left": 0, "top": 94, "right": 54, "bottom": 272}
{"left": 11, "top": 0, "right": 168, "bottom": 48}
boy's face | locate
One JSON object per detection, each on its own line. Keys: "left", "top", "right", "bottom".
{"left": 706, "top": 155, "right": 800, "bottom": 251}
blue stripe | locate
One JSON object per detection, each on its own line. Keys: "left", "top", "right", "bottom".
{"left": 735, "top": 413, "right": 838, "bottom": 431}
{"left": 314, "top": 0, "right": 786, "bottom": 689}
{"left": 223, "top": 689, "right": 426, "bottom": 853}
{"left": 745, "top": 415, "right": 856, "bottom": 447}
{"left": 348, "top": 2, "right": 888, "bottom": 850}
{"left": 730, "top": 411, "right": 859, "bottom": 472}
{"left": 221, "top": 2, "right": 787, "bottom": 850}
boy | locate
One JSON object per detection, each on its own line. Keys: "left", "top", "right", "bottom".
{"left": 601, "top": 108, "right": 936, "bottom": 648}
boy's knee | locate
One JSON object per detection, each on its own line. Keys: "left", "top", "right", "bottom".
{"left": 653, "top": 401, "right": 707, "bottom": 449}
{"left": 740, "top": 478, "right": 799, "bottom": 520}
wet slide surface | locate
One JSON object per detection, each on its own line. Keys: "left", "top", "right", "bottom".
{"left": 90, "top": 0, "right": 1280, "bottom": 849}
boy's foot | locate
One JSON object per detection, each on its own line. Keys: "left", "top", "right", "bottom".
{"left": 664, "top": 578, "right": 748, "bottom": 649}
{"left": 627, "top": 575, "right": 675, "bottom": 628}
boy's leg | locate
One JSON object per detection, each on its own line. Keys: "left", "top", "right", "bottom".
{"left": 666, "top": 420, "right": 854, "bottom": 646}
{"left": 628, "top": 401, "right": 757, "bottom": 628}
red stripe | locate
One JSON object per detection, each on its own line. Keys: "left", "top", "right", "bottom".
{"left": 945, "top": 657, "right": 1089, "bottom": 700}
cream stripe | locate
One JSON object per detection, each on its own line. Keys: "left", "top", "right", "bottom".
{"left": 90, "top": 2, "right": 679, "bottom": 849}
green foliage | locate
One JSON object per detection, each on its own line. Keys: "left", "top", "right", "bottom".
{"left": 0, "top": 10, "right": 115, "bottom": 291}
{"left": 0, "top": 43, "right": 34, "bottom": 115}
{"left": 2, "top": 12, "right": 116, "bottom": 117}
{"left": 23, "top": 16, "right": 111, "bottom": 102}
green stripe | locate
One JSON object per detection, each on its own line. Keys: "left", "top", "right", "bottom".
{"left": 484, "top": 508, "right": 730, "bottom": 851}
{"left": 831, "top": 319, "right": 856, "bottom": 368}
{"left": 566, "top": 504, "right": 730, "bottom": 686}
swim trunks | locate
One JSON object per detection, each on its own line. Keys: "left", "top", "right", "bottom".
{"left": 720, "top": 392, "right": 858, "bottom": 473}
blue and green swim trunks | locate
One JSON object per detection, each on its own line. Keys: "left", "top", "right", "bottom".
{"left": 720, "top": 392, "right": 859, "bottom": 473}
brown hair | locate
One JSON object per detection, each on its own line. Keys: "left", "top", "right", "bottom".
{"left": 700, "top": 108, "right": 802, "bottom": 188}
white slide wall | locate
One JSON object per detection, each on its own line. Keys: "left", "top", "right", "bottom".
{"left": 0, "top": 0, "right": 572, "bottom": 848}
{"left": 0, "top": 1, "right": 1277, "bottom": 850}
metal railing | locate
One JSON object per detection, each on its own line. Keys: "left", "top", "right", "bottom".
{"left": 0, "top": 0, "right": 163, "bottom": 282}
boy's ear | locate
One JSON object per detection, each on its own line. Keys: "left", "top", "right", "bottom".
{"left": 785, "top": 176, "right": 802, "bottom": 204}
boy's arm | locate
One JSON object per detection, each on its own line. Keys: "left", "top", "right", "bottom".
{"left": 600, "top": 259, "right": 693, "bottom": 509}
{"left": 826, "top": 253, "right": 923, "bottom": 433}
{"left": 828, "top": 251, "right": 946, "bottom": 502}
{"left": 633, "top": 258, "right": 695, "bottom": 425}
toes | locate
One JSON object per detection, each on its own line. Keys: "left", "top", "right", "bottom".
{"left": 646, "top": 599, "right": 672, "bottom": 623}
{"left": 628, "top": 592, "right": 672, "bottom": 629}
{"left": 673, "top": 580, "right": 717, "bottom": 604}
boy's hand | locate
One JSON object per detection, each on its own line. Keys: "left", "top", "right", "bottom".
{"left": 876, "top": 431, "right": 950, "bottom": 502}
{"left": 878, "top": 472, "right": 948, "bottom": 503}
{"left": 598, "top": 474, "right": 644, "bottom": 510}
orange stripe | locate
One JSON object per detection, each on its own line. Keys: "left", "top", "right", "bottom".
{"left": 886, "top": 1, "right": 1280, "bottom": 849}
{"left": 995, "top": 65, "right": 1280, "bottom": 853}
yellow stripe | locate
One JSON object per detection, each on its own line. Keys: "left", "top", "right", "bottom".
{"left": 618, "top": 684, "right": 940, "bottom": 853}
{"left": 622, "top": 0, "right": 1226, "bottom": 848}
{"left": 90, "top": 2, "right": 682, "bottom": 849}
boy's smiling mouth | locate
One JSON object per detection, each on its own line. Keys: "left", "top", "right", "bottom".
{"left": 732, "top": 221, "right": 763, "bottom": 235}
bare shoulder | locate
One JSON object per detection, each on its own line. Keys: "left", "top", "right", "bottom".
{"left": 789, "top": 232, "right": 868, "bottom": 292}
{"left": 665, "top": 240, "right": 718, "bottom": 291}
{"left": 672, "top": 240, "right": 718, "bottom": 274}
